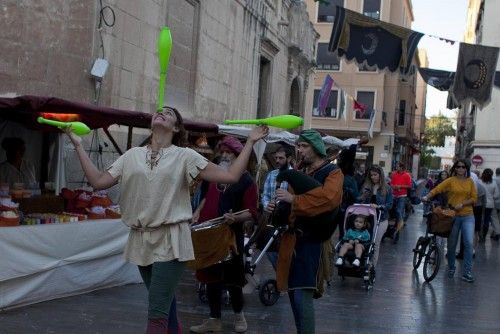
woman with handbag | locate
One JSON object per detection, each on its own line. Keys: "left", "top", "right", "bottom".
{"left": 422, "top": 159, "right": 477, "bottom": 283}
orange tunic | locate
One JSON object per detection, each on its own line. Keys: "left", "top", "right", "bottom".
{"left": 292, "top": 168, "right": 344, "bottom": 217}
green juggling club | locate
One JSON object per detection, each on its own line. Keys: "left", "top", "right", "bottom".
{"left": 37, "top": 117, "right": 91, "bottom": 136}
{"left": 224, "top": 115, "right": 304, "bottom": 129}
{"left": 157, "top": 27, "right": 173, "bottom": 112}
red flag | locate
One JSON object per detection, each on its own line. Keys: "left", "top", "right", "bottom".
{"left": 353, "top": 100, "right": 367, "bottom": 118}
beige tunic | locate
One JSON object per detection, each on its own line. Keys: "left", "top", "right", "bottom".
{"left": 107, "top": 146, "right": 208, "bottom": 266}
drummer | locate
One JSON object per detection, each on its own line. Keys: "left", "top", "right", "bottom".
{"left": 190, "top": 135, "right": 258, "bottom": 334}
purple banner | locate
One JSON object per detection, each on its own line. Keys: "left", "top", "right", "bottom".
{"left": 317, "top": 74, "right": 334, "bottom": 116}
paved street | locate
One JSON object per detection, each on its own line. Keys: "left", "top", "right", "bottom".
{"left": 1, "top": 206, "right": 499, "bottom": 333}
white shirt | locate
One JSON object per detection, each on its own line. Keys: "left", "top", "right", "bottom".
{"left": 107, "top": 145, "right": 208, "bottom": 266}
{"left": 480, "top": 180, "right": 499, "bottom": 209}
{"left": 0, "top": 160, "right": 36, "bottom": 188}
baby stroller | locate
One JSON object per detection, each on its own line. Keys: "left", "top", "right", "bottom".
{"left": 335, "top": 204, "right": 382, "bottom": 290}
{"left": 243, "top": 218, "right": 287, "bottom": 306}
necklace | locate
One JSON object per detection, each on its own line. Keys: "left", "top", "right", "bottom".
{"left": 146, "top": 147, "right": 165, "bottom": 170}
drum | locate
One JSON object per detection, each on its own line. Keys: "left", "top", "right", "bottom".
{"left": 189, "top": 219, "right": 237, "bottom": 270}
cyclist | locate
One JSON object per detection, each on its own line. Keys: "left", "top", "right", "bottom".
{"left": 422, "top": 159, "right": 477, "bottom": 283}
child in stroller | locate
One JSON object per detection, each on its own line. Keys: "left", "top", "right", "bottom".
{"left": 334, "top": 204, "right": 382, "bottom": 289}
{"left": 335, "top": 214, "right": 371, "bottom": 267}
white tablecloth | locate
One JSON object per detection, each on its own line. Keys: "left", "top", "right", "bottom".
{"left": 0, "top": 219, "right": 142, "bottom": 310}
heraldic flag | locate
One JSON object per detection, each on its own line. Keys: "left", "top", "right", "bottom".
{"left": 451, "top": 43, "right": 499, "bottom": 109}
{"left": 328, "top": 6, "right": 423, "bottom": 75}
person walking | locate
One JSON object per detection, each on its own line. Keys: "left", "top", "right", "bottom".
{"left": 390, "top": 162, "right": 412, "bottom": 243}
{"left": 423, "top": 159, "right": 477, "bottom": 283}
{"left": 190, "top": 136, "right": 259, "bottom": 333}
{"left": 479, "top": 168, "right": 500, "bottom": 242}
{"left": 490, "top": 168, "right": 500, "bottom": 240}
{"left": 273, "top": 129, "right": 343, "bottom": 334}
{"left": 261, "top": 145, "right": 293, "bottom": 210}
{"left": 260, "top": 144, "right": 293, "bottom": 268}
{"left": 65, "top": 107, "right": 268, "bottom": 334}
{"left": 358, "top": 165, "right": 393, "bottom": 266}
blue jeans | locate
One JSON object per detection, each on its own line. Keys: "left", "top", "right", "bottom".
{"left": 394, "top": 196, "right": 406, "bottom": 223}
{"left": 447, "top": 215, "right": 475, "bottom": 274}
{"left": 288, "top": 289, "right": 315, "bottom": 334}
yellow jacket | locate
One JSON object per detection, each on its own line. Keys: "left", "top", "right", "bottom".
{"left": 429, "top": 176, "right": 477, "bottom": 216}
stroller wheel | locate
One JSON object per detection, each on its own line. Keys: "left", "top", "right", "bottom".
{"left": 259, "top": 279, "right": 280, "bottom": 306}
{"left": 363, "top": 278, "right": 373, "bottom": 290}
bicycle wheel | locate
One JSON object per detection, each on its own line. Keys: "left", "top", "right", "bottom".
{"left": 423, "top": 245, "right": 441, "bottom": 282}
{"left": 412, "top": 237, "right": 426, "bottom": 269}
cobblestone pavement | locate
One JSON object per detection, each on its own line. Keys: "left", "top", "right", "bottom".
{"left": 1, "top": 206, "right": 500, "bottom": 333}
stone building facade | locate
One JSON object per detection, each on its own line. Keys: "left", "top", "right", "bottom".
{"left": 457, "top": 0, "right": 500, "bottom": 171}
{"left": 0, "top": 0, "right": 317, "bottom": 187}
{"left": 1, "top": 0, "right": 317, "bottom": 123}
{"left": 303, "top": 0, "right": 426, "bottom": 175}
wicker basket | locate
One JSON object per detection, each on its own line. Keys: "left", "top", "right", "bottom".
{"left": 90, "top": 196, "right": 113, "bottom": 208}
{"left": 86, "top": 209, "right": 107, "bottom": 220}
{"left": 0, "top": 215, "right": 20, "bottom": 227}
{"left": 105, "top": 209, "right": 121, "bottom": 219}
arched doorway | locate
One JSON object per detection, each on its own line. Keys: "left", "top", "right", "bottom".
{"left": 289, "top": 77, "right": 301, "bottom": 116}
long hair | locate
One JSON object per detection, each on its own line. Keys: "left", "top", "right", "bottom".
{"left": 437, "top": 170, "right": 449, "bottom": 183}
{"left": 450, "top": 158, "right": 470, "bottom": 177}
{"left": 361, "top": 165, "right": 389, "bottom": 197}
{"left": 170, "top": 107, "right": 187, "bottom": 147}
{"left": 481, "top": 168, "right": 493, "bottom": 183}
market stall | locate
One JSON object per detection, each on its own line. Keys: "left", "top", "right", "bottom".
{"left": 0, "top": 95, "right": 358, "bottom": 309}
{"left": 0, "top": 95, "right": 218, "bottom": 309}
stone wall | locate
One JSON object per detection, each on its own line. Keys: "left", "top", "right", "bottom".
{"left": 0, "top": 0, "right": 317, "bottom": 189}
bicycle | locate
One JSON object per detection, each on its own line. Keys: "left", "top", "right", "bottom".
{"left": 412, "top": 202, "right": 444, "bottom": 282}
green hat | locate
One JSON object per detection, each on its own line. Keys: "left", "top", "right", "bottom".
{"left": 296, "top": 129, "right": 326, "bottom": 157}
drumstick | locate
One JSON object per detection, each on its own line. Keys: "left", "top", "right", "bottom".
{"left": 203, "top": 209, "right": 249, "bottom": 225}
{"left": 191, "top": 209, "right": 250, "bottom": 230}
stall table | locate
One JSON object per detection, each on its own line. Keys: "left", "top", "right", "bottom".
{"left": 0, "top": 219, "right": 142, "bottom": 310}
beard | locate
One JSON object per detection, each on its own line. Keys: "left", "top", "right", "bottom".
{"left": 216, "top": 159, "right": 232, "bottom": 191}
{"left": 218, "top": 159, "right": 231, "bottom": 171}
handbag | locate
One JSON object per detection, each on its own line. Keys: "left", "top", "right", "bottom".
{"left": 430, "top": 206, "right": 456, "bottom": 237}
